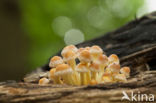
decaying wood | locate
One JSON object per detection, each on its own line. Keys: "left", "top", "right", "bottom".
{"left": 0, "top": 12, "right": 156, "bottom": 103}
{"left": 0, "top": 71, "right": 156, "bottom": 103}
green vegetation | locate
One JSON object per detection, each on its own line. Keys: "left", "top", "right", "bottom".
{"left": 19, "top": 0, "right": 144, "bottom": 70}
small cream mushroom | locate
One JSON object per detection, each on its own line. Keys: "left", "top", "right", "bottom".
{"left": 49, "top": 56, "right": 64, "bottom": 68}
{"left": 61, "top": 45, "right": 78, "bottom": 57}
{"left": 89, "top": 45, "right": 103, "bottom": 61}
{"left": 106, "top": 63, "right": 120, "bottom": 73}
{"left": 78, "top": 49, "right": 92, "bottom": 83}
{"left": 106, "top": 63, "right": 120, "bottom": 81}
{"left": 108, "top": 54, "right": 119, "bottom": 64}
{"left": 95, "top": 54, "right": 109, "bottom": 76}
{"left": 76, "top": 63, "right": 90, "bottom": 85}
{"left": 49, "top": 68, "right": 63, "bottom": 84}
{"left": 62, "top": 50, "right": 80, "bottom": 85}
{"left": 39, "top": 77, "right": 49, "bottom": 85}
{"left": 120, "top": 67, "right": 130, "bottom": 78}
{"left": 89, "top": 62, "right": 101, "bottom": 82}
{"left": 55, "top": 64, "right": 74, "bottom": 85}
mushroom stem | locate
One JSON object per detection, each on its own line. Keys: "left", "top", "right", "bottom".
{"left": 67, "top": 59, "right": 80, "bottom": 85}
{"left": 80, "top": 72, "right": 87, "bottom": 85}
{"left": 67, "top": 59, "right": 76, "bottom": 70}
{"left": 91, "top": 71, "right": 97, "bottom": 80}
{"left": 62, "top": 74, "right": 73, "bottom": 85}
{"left": 55, "top": 77, "right": 63, "bottom": 84}
{"left": 49, "top": 68, "right": 63, "bottom": 84}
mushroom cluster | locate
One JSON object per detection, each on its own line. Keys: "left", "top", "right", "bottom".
{"left": 39, "top": 45, "right": 130, "bottom": 85}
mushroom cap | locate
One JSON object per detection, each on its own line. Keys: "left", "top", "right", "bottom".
{"left": 108, "top": 63, "right": 120, "bottom": 73}
{"left": 55, "top": 64, "right": 73, "bottom": 76}
{"left": 85, "top": 46, "right": 90, "bottom": 50}
{"left": 39, "top": 78, "right": 49, "bottom": 85}
{"left": 76, "top": 63, "right": 89, "bottom": 72}
{"left": 89, "top": 62, "right": 101, "bottom": 72}
{"left": 95, "top": 54, "right": 108, "bottom": 65}
{"left": 120, "top": 67, "right": 130, "bottom": 77}
{"left": 89, "top": 79, "right": 98, "bottom": 85}
{"left": 63, "top": 50, "right": 77, "bottom": 61}
{"left": 120, "top": 67, "right": 130, "bottom": 73}
{"left": 61, "top": 45, "right": 78, "bottom": 57}
{"left": 78, "top": 49, "right": 91, "bottom": 63}
{"left": 49, "top": 68, "right": 56, "bottom": 79}
{"left": 108, "top": 54, "right": 119, "bottom": 64}
{"left": 90, "top": 45, "right": 103, "bottom": 54}
{"left": 77, "top": 48, "right": 84, "bottom": 56}
{"left": 49, "top": 56, "right": 64, "bottom": 68}
{"left": 114, "top": 74, "right": 127, "bottom": 82}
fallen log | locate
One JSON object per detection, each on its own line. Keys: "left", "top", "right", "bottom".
{"left": 0, "top": 12, "right": 156, "bottom": 103}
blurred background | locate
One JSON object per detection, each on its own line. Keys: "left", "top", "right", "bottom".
{"left": 0, "top": 0, "right": 156, "bottom": 81}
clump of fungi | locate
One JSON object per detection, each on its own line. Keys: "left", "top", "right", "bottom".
{"left": 39, "top": 45, "right": 130, "bottom": 85}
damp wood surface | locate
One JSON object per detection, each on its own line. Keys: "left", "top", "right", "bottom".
{"left": 0, "top": 12, "right": 156, "bottom": 103}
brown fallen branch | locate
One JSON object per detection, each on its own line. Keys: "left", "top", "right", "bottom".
{"left": 0, "top": 12, "right": 156, "bottom": 103}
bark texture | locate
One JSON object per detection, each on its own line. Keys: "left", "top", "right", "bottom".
{"left": 0, "top": 12, "right": 156, "bottom": 103}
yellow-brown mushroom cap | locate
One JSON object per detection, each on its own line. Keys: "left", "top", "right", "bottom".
{"left": 63, "top": 50, "right": 77, "bottom": 61}
{"left": 89, "top": 62, "right": 101, "bottom": 72}
{"left": 78, "top": 49, "right": 91, "bottom": 63}
{"left": 120, "top": 67, "right": 130, "bottom": 73}
{"left": 120, "top": 67, "right": 130, "bottom": 77}
{"left": 85, "top": 46, "right": 90, "bottom": 50}
{"left": 49, "top": 56, "right": 64, "bottom": 68}
{"left": 95, "top": 54, "right": 108, "bottom": 65}
{"left": 108, "top": 63, "right": 120, "bottom": 73}
{"left": 108, "top": 54, "right": 119, "bottom": 64}
{"left": 55, "top": 64, "right": 73, "bottom": 76}
{"left": 76, "top": 63, "right": 89, "bottom": 72}
{"left": 90, "top": 45, "right": 103, "bottom": 54}
{"left": 61, "top": 45, "right": 78, "bottom": 57}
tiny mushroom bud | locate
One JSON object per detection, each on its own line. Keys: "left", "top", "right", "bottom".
{"left": 120, "top": 67, "right": 130, "bottom": 78}
{"left": 102, "top": 72, "right": 113, "bottom": 83}
{"left": 39, "top": 77, "right": 49, "bottom": 85}
{"left": 90, "top": 45, "right": 103, "bottom": 61}
{"left": 114, "top": 74, "right": 127, "bottom": 82}
{"left": 108, "top": 54, "right": 119, "bottom": 64}
{"left": 106, "top": 63, "right": 120, "bottom": 74}
{"left": 49, "top": 56, "right": 64, "bottom": 68}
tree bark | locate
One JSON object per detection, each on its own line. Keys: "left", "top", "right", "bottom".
{"left": 1, "top": 12, "right": 156, "bottom": 103}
